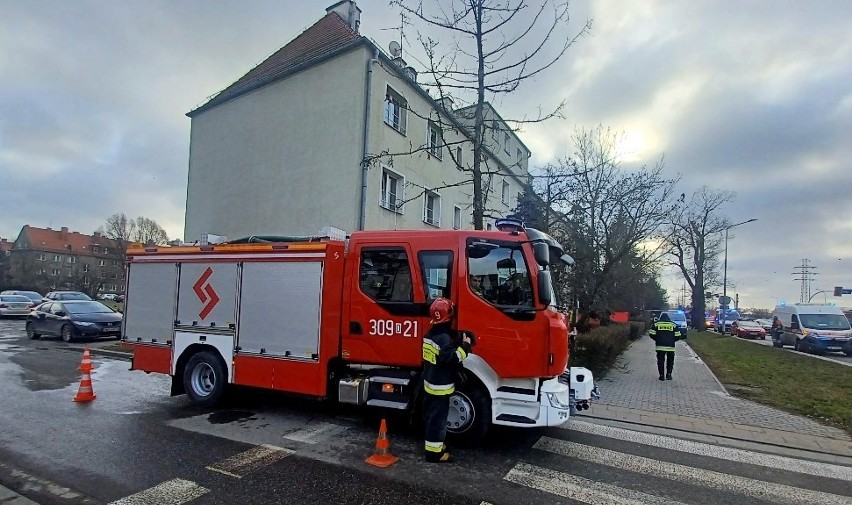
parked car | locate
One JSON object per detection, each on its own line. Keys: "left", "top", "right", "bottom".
{"left": 754, "top": 318, "right": 773, "bottom": 332}
{"left": 0, "top": 290, "right": 46, "bottom": 304}
{"left": 0, "top": 295, "right": 35, "bottom": 318}
{"left": 26, "top": 300, "right": 122, "bottom": 342}
{"left": 98, "top": 293, "right": 120, "bottom": 301}
{"left": 731, "top": 320, "right": 766, "bottom": 339}
{"left": 45, "top": 291, "right": 92, "bottom": 301}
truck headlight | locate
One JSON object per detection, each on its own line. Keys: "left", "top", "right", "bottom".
{"left": 546, "top": 392, "right": 570, "bottom": 409}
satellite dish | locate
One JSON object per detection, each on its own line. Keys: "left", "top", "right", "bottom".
{"left": 388, "top": 40, "right": 402, "bottom": 57}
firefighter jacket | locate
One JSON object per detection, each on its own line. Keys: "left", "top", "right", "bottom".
{"left": 422, "top": 323, "right": 472, "bottom": 396}
{"left": 649, "top": 320, "right": 679, "bottom": 351}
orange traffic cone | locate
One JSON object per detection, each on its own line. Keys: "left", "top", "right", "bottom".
{"left": 73, "top": 369, "right": 97, "bottom": 403}
{"left": 78, "top": 346, "right": 93, "bottom": 373}
{"left": 365, "top": 418, "right": 399, "bottom": 467}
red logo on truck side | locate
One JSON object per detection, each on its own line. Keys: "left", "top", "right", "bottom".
{"left": 193, "top": 267, "right": 219, "bottom": 320}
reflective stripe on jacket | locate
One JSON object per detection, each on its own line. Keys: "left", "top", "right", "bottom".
{"left": 422, "top": 325, "right": 471, "bottom": 396}
{"left": 649, "top": 320, "right": 678, "bottom": 351}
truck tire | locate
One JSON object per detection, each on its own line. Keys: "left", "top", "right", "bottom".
{"left": 446, "top": 379, "right": 490, "bottom": 446}
{"left": 183, "top": 351, "right": 226, "bottom": 407}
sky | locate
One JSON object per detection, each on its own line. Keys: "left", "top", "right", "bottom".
{"left": 1, "top": 0, "right": 851, "bottom": 310}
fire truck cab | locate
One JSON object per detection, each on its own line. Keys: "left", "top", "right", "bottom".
{"left": 124, "top": 222, "right": 595, "bottom": 443}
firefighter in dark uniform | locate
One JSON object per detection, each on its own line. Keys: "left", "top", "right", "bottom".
{"left": 649, "top": 312, "right": 681, "bottom": 381}
{"left": 421, "top": 297, "right": 472, "bottom": 463}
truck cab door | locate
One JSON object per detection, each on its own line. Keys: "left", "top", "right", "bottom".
{"left": 343, "top": 244, "right": 431, "bottom": 367}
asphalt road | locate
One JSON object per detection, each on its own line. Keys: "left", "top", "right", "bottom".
{"left": 1, "top": 318, "right": 850, "bottom": 505}
{"left": 723, "top": 331, "right": 852, "bottom": 366}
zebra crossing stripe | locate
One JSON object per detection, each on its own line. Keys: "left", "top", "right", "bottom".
{"left": 108, "top": 478, "right": 208, "bottom": 505}
{"left": 206, "top": 444, "right": 294, "bottom": 478}
{"left": 505, "top": 462, "right": 690, "bottom": 505}
{"left": 570, "top": 420, "right": 852, "bottom": 481}
{"left": 535, "top": 437, "right": 850, "bottom": 505}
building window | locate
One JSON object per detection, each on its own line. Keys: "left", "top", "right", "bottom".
{"left": 380, "top": 168, "right": 404, "bottom": 213}
{"left": 423, "top": 191, "right": 441, "bottom": 227}
{"left": 383, "top": 86, "right": 407, "bottom": 135}
{"left": 453, "top": 206, "right": 462, "bottom": 230}
{"left": 53, "top": 255, "right": 61, "bottom": 262}
{"left": 517, "top": 147, "right": 523, "bottom": 162}
{"left": 517, "top": 191, "right": 522, "bottom": 205}
{"left": 37, "top": 269, "right": 45, "bottom": 275}
{"left": 83, "top": 264, "right": 89, "bottom": 272}
{"left": 455, "top": 146, "right": 463, "bottom": 169}
{"left": 491, "top": 120, "right": 499, "bottom": 140}
{"left": 428, "top": 123, "right": 443, "bottom": 160}
{"left": 83, "top": 278, "right": 90, "bottom": 286}
{"left": 98, "top": 260, "right": 105, "bottom": 267}
{"left": 37, "top": 253, "right": 46, "bottom": 261}
{"left": 67, "top": 270, "right": 73, "bottom": 277}
{"left": 104, "top": 247, "right": 110, "bottom": 254}
{"left": 51, "top": 269, "right": 60, "bottom": 276}
{"left": 504, "top": 132, "right": 511, "bottom": 153}
{"left": 92, "top": 245, "right": 100, "bottom": 253}
{"left": 486, "top": 223, "right": 493, "bottom": 231}
{"left": 502, "top": 180, "right": 509, "bottom": 204}
{"left": 113, "top": 261, "right": 120, "bottom": 267}
{"left": 67, "top": 256, "right": 76, "bottom": 264}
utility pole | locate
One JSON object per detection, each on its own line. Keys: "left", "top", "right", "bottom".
{"left": 791, "top": 259, "right": 818, "bottom": 302}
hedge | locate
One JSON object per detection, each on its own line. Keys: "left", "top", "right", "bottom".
{"left": 571, "top": 322, "right": 633, "bottom": 376}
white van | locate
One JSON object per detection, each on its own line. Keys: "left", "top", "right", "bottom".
{"left": 772, "top": 303, "right": 852, "bottom": 355}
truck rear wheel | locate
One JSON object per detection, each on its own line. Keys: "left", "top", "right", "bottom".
{"left": 446, "top": 380, "right": 490, "bottom": 446}
{"left": 183, "top": 351, "right": 226, "bottom": 407}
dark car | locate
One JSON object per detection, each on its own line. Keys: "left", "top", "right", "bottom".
{"left": 45, "top": 291, "right": 93, "bottom": 301}
{"left": 26, "top": 300, "right": 122, "bottom": 342}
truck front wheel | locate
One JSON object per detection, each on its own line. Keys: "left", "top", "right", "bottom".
{"left": 183, "top": 351, "right": 226, "bottom": 407}
{"left": 446, "top": 380, "right": 490, "bottom": 446}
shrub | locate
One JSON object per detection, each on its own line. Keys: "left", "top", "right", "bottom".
{"left": 571, "top": 323, "right": 631, "bottom": 376}
{"left": 627, "top": 321, "right": 644, "bottom": 340}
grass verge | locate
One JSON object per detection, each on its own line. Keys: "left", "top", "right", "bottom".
{"left": 688, "top": 331, "right": 852, "bottom": 433}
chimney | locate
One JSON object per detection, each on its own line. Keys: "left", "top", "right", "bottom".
{"left": 60, "top": 226, "right": 68, "bottom": 237}
{"left": 326, "top": 1, "right": 361, "bottom": 33}
{"left": 438, "top": 96, "right": 454, "bottom": 111}
{"left": 93, "top": 231, "right": 102, "bottom": 238}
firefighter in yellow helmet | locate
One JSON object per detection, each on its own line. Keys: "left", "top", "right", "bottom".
{"left": 421, "top": 297, "right": 473, "bottom": 463}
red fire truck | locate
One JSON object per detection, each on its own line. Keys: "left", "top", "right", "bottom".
{"left": 123, "top": 221, "right": 595, "bottom": 443}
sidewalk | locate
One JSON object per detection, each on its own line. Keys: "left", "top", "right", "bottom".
{"left": 580, "top": 336, "right": 852, "bottom": 462}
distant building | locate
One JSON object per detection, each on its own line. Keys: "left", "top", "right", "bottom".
{"left": 183, "top": 0, "right": 531, "bottom": 241}
{"left": 3, "top": 225, "right": 127, "bottom": 295}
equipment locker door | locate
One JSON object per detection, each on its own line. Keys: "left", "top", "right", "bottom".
{"left": 343, "top": 244, "right": 431, "bottom": 367}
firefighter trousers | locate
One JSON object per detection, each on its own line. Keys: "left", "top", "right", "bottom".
{"left": 656, "top": 350, "right": 675, "bottom": 376}
{"left": 423, "top": 392, "right": 450, "bottom": 460}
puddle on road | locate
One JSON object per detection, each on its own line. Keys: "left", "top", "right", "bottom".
{"left": 8, "top": 349, "right": 81, "bottom": 391}
{"left": 208, "top": 410, "right": 258, "bottom": 424}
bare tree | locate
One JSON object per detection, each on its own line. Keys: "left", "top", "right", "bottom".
{"left": 545, "top": 126, "right": 679, "bottom": 309}
{"left": 390, "top": 0, "right": 591, "bottom": 228}
{"left": 663, "top": 186, "right": 734, "bottom": 329}
{"left": 134, "top": 217, "right": 169, "bottom": 246}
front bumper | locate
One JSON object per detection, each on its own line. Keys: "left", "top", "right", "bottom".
{"left": 490, "top": 368, "right": 597, "bottom": 429}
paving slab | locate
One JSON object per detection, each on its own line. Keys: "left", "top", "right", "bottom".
{"left": 584, "top": 335, "right": 851, "bottom": 455}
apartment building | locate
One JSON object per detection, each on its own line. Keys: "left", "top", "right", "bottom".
{"left": 3, "top": 226, "right": 126, "bottom": 294}
{"left": 184, "top": 0, "right": 531, "bottom": 241}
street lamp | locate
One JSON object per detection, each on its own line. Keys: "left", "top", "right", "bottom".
{"left": 721, "top": 218, "right": 757, "bottom": 333}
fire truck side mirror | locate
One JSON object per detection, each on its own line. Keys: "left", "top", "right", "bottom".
{"left": 533, "top": 242, "right": 550, "bottom": 267}
{"left": 537, "top": 270, "right": 553, "bottom": 306}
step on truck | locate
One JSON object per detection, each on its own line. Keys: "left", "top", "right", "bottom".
{"left": 122, "top": 220, "right": 595, "bottom": 443}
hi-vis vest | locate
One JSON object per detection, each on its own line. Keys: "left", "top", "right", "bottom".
{"left": 422, "top": 328, "right": 469, "bottom": 395}
{"left": 649, "top": 321, "right": 678, "bottom": 351}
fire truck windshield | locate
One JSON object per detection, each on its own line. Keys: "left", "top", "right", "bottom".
{"left": 468, "top": 243, "right": 534, "bottom": 308}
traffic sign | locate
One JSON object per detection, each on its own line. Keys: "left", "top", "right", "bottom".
{"left": 718, "top": 295, "right": 731, "bottom": 305}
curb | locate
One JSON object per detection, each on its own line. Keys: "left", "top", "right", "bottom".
{"left": 582, "top": 413, "right": 852, "bottom": 458}
{"left": 682, "top": 342, "right": 730, "bottom": 396}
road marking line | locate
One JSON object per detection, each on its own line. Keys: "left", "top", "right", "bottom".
{"left": 505, "top": 462, "right": 689, "bottom": 505}
{"left": 535, "top": 437, "right": 850, "bottom": 505}
{"left": 283, "top": 422, "right": 345, "bottom": 444}
{"left": 205, "top": 444, "right": 294, "bottom": 479}
{"left": 571, "top": 420, "right": 852, "bottom": 481}
{"left": 108, "top": 478, "right": 208, "bottom": 505}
